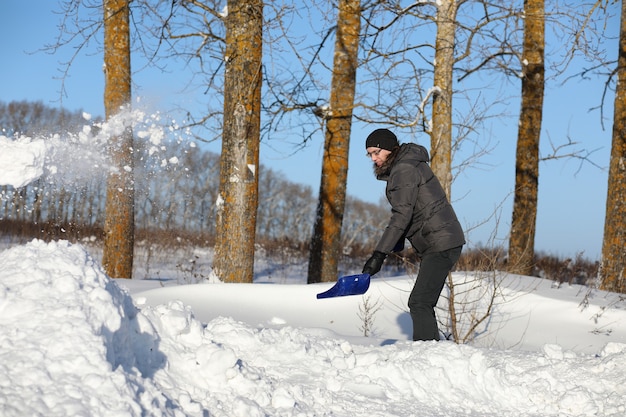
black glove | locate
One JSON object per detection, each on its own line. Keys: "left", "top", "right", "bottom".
{"left": 392, "top": 237, "right": 405, "bottom": 253}
{"left": 362, "top": 251, "right": 387, "bottom": 276}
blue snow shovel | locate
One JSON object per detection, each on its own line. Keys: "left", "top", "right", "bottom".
{"left": 316, "top": 273, "right": 371, "bottom": 299}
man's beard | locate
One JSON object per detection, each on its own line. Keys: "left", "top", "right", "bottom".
{"left": 373, "top": 147, "right": 399, "bottom": 178}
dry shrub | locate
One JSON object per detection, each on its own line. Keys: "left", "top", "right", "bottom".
{"left": 534, "top": 251, "right": 599, "bottom": 286}
{"left": 455, "top": 246, "right": 507, "bottom": 272}
{"left": 0, "top": 218, "right": 104, "bottom": 243}
{"left": 453, "top": 246, "right": 598, "bottom": 286}
{"left": 256, "top": 236, "right": 309, "bottom": 259}
{"left": 135, "top": 228, "right": 215, "bottom": 249}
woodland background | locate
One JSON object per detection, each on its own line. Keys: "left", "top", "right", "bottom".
{"left": 0, "top": 99, "right": 600, "bottom": 287}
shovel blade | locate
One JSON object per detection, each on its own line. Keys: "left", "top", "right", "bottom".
{"left": 316, "top": 273, "right": 371, "bottom": 299}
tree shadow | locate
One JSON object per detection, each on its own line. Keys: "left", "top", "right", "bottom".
{"left": 103, "top": 280, "right": 167, "bottom": 379}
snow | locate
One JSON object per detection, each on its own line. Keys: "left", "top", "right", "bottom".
{"left": 1, "top": 239, "right": 625, "bottom": 417}
{"left": 0, "top": 136, "right": 45, "bottom": 188}
{"left": 2, "top": 115, "right": 626, "bottom": 416}
{"left": 0, "top": 108, "right": 180, "bottom": 189}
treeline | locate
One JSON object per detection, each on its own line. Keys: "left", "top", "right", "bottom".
{"left": 0, "top": 100, "right": 387, "bottom": 255}
{"left": 0, "top": 100, "right": 90, "bottom": 137}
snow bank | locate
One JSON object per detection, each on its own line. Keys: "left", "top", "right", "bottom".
{"left": 0, "top": 240, "right": 176, "bottom": 416}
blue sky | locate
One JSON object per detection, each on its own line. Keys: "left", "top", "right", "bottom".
{"left": 0, "top": 1, "right": 618, "bottom": 261}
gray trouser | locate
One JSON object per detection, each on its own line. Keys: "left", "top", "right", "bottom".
{"left": 408, "top": 246, "right": 462, "bottom": 341}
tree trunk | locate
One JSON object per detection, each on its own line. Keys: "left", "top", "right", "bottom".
{"left": 307, "top": 0, "right": 361, "bottom": 284}
{"left": 430, "top": 0, "right": 458, "bottom": 199}
{"left": 508, "top": 0, "right": 545, "bottom": 276}
{"left": 213, "top": 0, "right": 263, "bottom": 283}
{"left": 101, "top": 0, "right": 134, "bottom": 278}
{"left": 600, "top": 0, "right": 626, "bottom": 293}
{"left": 432, "top": 2, "right": 460, "bottom": 341}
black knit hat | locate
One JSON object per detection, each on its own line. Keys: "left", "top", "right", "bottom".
{"left": 365, "top": 128, "right": 399, "bottom": 151}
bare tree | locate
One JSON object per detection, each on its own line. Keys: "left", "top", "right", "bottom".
{"left": 307, "top": 0, "right": 361, "bottom": 284}
{"left": 212, "top": 0, "right": 264, "bottom": 283}
{"left": 101, "top": 0, "right": 134, "bottom": 278}
{"left": 600, "top": 0, "right": 626, "bottom": 294}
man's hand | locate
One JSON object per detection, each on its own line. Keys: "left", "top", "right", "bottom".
{"left": 362, "top": 251, "right": 387, "bottom": 276}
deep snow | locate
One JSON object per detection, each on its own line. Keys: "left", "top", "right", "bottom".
{"left": 1, "top": 239, "right": 626, "bottom": 417}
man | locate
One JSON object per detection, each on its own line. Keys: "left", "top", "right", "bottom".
{"left": 362, "top": 128, "right": 465, "bottom": 341}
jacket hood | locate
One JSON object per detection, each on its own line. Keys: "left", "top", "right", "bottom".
{"left": 398, "top": 142, "right": 430, "bottom": 164}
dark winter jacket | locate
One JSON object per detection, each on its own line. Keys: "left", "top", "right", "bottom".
{"left": 374, "top": 143, "right": 465, "bottom": 256}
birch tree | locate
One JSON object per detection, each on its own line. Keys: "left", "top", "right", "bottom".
{"left": 212, "top": 0, "right": 263, "bottom": 283}
{"left": 307, "top": 0, "right": 361, "bottom": 284}
{"left": 101, "top": 0, "right": 134, "bottom": 278}
{"left": 508, "top": 0, "right": 545, "bottom": 276}
{"left": 600, "top": 0, "right": 626, "bottom": 293}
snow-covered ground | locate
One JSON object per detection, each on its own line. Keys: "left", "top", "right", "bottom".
{"left": 1, "top": 239, "right": 625, "bottom": 417}
{"left": 2, "top": 113, "right": 626, "bottom": 416}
